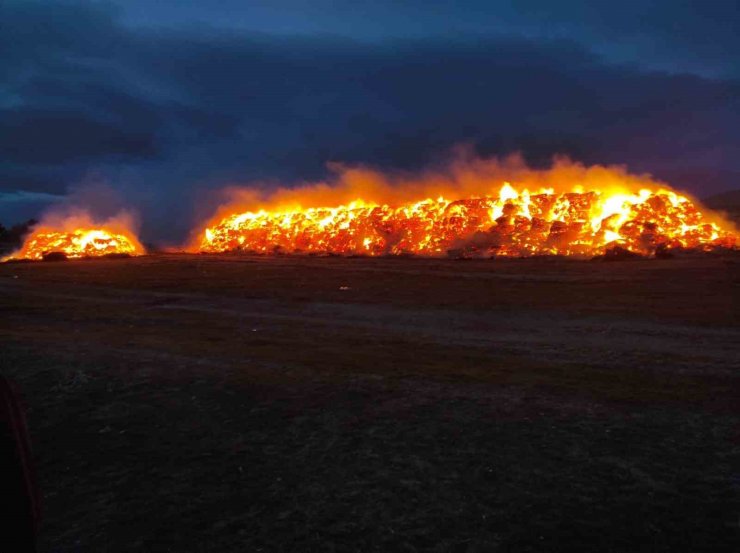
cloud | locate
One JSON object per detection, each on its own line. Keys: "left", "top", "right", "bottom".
{"left": 2, "top": 109, "right": 158, "bottom": 164}
{"left": 1, "top": 1, "right": 739, "bottom": 241}
{"left": 115, "top": 0, "right": 740, "bottom": 78}
{"left": 0, "top": 191, "right": 63, "bottom": 203}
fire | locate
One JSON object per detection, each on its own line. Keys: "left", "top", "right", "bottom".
{"left": 196, "top": 160, "right": 737, "bottom": 258}
{"left": 4, "top": 213, "right": 145, "bottom": 261}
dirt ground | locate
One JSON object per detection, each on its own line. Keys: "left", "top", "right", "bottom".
{"left": 1, "top": 253, "right": 739, "bottom": 552}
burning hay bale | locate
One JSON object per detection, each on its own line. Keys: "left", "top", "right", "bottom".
{"left": 5, "top": 228, "right": 144, "bottom": 262}
{"left": 3, "top": 212, "right": 145, "bottom": 262}
{"left": 196, "top": 182, "right": 737, "bottom": 259}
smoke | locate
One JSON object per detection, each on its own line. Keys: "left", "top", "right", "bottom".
{"left": 33, "top": 180, "right": 141, "bottom": 233}
{"left": 188, "top": 152, "right": 670, "bottom": 243}
{"left": 200, "top": 153, "right": 669, "bottom": 210}
{"left": 4, "top": 179, "right": 147, "bottom": 258}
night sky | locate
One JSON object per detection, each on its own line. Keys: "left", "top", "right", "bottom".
{"left": 2, "top": 1, "right": 739, "bottom": 242}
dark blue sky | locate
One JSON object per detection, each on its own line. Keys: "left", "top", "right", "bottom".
{"left": 1, "top": 0, "right": 738, "bottom": 241}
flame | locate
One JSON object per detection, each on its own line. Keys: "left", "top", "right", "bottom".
{"left": 194, "top": 158, "right": 737, "bottom": 258}
{"left": 4, "top": 212, "right": 145, "bottom": 261}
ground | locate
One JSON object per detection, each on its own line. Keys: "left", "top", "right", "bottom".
{"left": 1, "top": 253, "right": 739, "bottom": 552}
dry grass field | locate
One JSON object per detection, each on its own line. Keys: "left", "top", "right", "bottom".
{"left": 1, "top": 253, "right": 739, "bottom": 552}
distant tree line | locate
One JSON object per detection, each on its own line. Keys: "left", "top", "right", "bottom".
{"left": 0, "top": 219, "right": 37, "bottom": 254}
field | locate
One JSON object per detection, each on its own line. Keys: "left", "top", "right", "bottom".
{"left": 1, "top": 253, "right": 739, "bottom": 552}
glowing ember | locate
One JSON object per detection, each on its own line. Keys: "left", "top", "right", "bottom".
{"left": 5, "top": 221, "right": 145, "bottom": 261}
{"left": 197, "top": 183, "right": 737, "bottom": 258}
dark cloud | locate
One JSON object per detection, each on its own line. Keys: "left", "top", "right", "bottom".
{"left": 116, "top": 0, "right": 740, "bottom": 78}
{"left": 1, "top": 0, "right": 738, "bottom": 241}
{"left": 2, "top": 109, "right": 158, "bottom": 163}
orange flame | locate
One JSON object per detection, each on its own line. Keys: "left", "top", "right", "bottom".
{"left": 195, "top": 158, "right": 737, "bottom": 258}
{"left": 4, "top": 212, "right": 145, "bottom": 261}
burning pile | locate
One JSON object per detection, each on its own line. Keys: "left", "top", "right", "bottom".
{"left": 4, "top": 214, "right": 145, "bottom": 261}
{"left": 197, "top": 183, "right": 737, "bottom": 258}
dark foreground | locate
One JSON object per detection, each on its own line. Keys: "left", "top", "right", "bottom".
{"left": 1, "top": 254, "right": 739, "bottom": 552}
